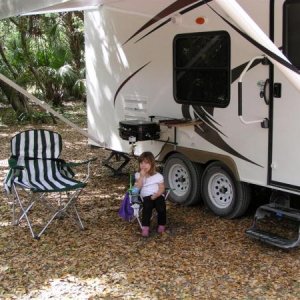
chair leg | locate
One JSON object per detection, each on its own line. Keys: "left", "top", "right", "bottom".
{"left": 136, "top": 216, "right": 143, "bottom": 229}
{"left": 40, "top": 189, "right": 85, "bottom": 232}
{"left": 37, "top": 210, "right": 61, "bottom": 238}
{"left": 64, "top": 189, "right": 85, "bottom": 229}
{"left": 10, "top": 194, "right": 17, "bottom": 226}
{"left": 71, "top": 205, "right": 85, "bottom": 230}
{"left": 12, "top": 185, "right": 37, "bottom": 238}
{"left": 130, "top": 203, "right": 143, "bottom": 229}
{"left": 10, "top": 184, "right": 85, "bottom": 239}
{"left": 31, "top": 189, "right": 85, "bottom": 238}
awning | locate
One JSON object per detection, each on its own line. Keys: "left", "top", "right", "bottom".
{"left": 0, "top": 0, "right": 107, "bottom": 19}
{"left": 29, "top": 0, "right": 103, "bottom": 14}
{"left": 0, "top": 0, "right": 164, "bottom": 19}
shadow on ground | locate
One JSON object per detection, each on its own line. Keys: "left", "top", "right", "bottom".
{"left": 0, "top": 123, "right": 299, "bottom": 299}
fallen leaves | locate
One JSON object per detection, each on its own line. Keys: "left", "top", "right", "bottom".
{"left": 0, "top": 121, "right": 299, "bottom": 299}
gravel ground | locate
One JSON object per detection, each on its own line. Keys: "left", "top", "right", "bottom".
{"left": 0, "top": 122, "right": 299, "bottom": 300}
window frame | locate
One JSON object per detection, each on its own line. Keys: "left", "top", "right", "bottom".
{"left": 173, "top": 30, "right": 231, "bottom": 108}
{"left": 283, "top": 0, "right": 300, "bottom": 69}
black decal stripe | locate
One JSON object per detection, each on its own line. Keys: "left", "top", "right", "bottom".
{"left": 183, "top": 104, "right": 262, "bottom": 167}
{"left": 180, "top": 0, "right": 212, "bottom": 14}
{"left": 113, "top": 62, "right": 151, "bottom": 106}
{"left": 195, "top": 106, "right": 221, "bottom": 126}
{"left": 195, "top": 115, "right": 227, "bottom": 137}
{"left": 192, "top": 105, "right": 226, "bottom": 137}
{"left": 124, "top": 0, "right": 202, "bottom": 45}
{"left": 135, "top": 18, "right": 172, "bottom": 44}
{"left": 184, "top": 104, "right": 225, "bottom": 136}
{"left": 182, "top": 104, "right": 191, "bottom": 119}
{"left": 133, "top": 0, "right": 212, "bottom": 44}
{"left": 194, "top": 125, "right": 263, "bottom": 167}
{"left": 207, "top": 3, "right": 299, "bottom": 74}
{"left": 203, "top": 106, "right": 213, "bottom": 115}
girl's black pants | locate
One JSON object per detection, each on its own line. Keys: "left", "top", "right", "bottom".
{"left": 142, "top": 195, "right": 166, "bottom": 227}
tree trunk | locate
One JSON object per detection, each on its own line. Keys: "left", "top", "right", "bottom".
{"left": 0, "top": 80, "right": 30, "bottom": 116}
{"left": 62, "top": 12, "right": 84, "bottom": 72}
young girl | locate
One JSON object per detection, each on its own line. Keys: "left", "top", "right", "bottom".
{"left": 134, "top": 151, "right": 166, "bottom": 237}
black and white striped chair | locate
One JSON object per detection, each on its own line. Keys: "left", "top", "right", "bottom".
{"left": 4, "top": 129, "right": 96, "bottom": 239}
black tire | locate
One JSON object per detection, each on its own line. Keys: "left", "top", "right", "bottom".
{"left": 163, "top": 153, "right": 203, "bottom": 206}
{"left": 201, "top": 162, "right": 251, "bottom": 218}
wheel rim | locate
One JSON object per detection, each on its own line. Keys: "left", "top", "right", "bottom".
{"left": 207, "top": 172, "right": 233, "bottom": 209}
{"left": 168, "top": 163, "right": 190, "bottom": 197}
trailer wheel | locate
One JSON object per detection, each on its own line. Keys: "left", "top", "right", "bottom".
{"left": 163, "top": 153, "right": 203, "bottom": 206}
{"left": 201, "top": 162, "right": 250, "bottom": 218}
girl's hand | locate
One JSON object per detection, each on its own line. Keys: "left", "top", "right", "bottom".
{"left": 140, "top": 169, "right": 147, "bottom": 177}
{"left": 139, "top": 160, "right": 151, "bottom": 175}
{"left": 135, "top": 169, "right": 146, "bottom": 189}
{"left": 151, "top": 182, "right": 165, "bottom": 200}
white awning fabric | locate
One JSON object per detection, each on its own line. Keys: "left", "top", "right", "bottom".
{"left": 0, "top": 0, "right": 106, "bottom": 19}
{"left": 29, "top": 0, "right": 103, "bottom": 14}
{"left": 0, "top": 0, "right": 172, "bottom": 19}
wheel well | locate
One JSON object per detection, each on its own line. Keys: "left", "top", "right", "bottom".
{"left": 159, "top": 148, "right": 240, "bottom": 181}
{"left": 202, "top": 160, "right": 238, "bottom": 179}
{"left": 161, "top": 150, "right": 178, "bottom": 164}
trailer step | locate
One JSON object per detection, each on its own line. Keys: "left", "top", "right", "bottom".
{"left": 255, "top": 204, "right": 300, "bottom": 222}
{"left": 245, "top": 228, "right": 300, "bottom": 249}
{"left": 246, "top": 203, "right": 300, "bottom": 249}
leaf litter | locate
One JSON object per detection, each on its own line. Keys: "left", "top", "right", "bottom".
{"left": 0, "top": 122, "right": 299, "bottom": 300}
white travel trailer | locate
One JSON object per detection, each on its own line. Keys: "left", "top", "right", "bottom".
{"left": 85, "top": 2, "right": 299, "bottom": 202}
{"left": 84, "top": 0, "right": 300, "bottom": 248}
{"left": 1, "top": 0, "right": 300, "bottom": 248}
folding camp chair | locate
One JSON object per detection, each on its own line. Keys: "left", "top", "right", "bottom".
{"left": 127, "top": 174, "right": 171, "bottom": 229}
{"left": 3, "top": 129, "right": 96, "bottom": 239}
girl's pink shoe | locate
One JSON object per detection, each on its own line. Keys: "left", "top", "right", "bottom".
{"left": 157, "top": 225, "right": 165, "bottom": 233}
{"left": 141, "top": 226, "right": 149, "bottom": 237}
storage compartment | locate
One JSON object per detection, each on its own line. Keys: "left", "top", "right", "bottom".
{"left": 119, "top": 120, "right": 160, "bottom": 141}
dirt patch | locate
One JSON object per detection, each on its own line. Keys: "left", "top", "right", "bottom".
{"left": 0, "top": 121, "right": 299, "bottom": 299}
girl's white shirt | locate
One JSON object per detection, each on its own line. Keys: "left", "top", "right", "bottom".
{"left": 135, "top": 172, "right": 164, "bottom": 197}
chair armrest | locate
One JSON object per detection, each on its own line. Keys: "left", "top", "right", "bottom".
{"left": 6, "top": 159, "right": 26, "bottom": 185}
{"left": 65, "top": 157, "right": 97, "bottom": 183}
{"left": 163, "top": 188, "right": 174, "bottom": 200}
{"left": 8, "top": 158, "right": 24, "bottom": 170}
{"left": 65, "top": 157, "right": 97, "bottom": 168}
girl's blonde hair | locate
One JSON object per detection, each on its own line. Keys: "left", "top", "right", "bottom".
{"left": 138, "top": 151, "right": 156, "bottom": 176}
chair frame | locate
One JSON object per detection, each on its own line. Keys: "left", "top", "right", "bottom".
{"left": 4, "top": 129, "right": 96, "bottom": 239}
{"left": 128, "top": 188, "right": 171, "bottom": 229}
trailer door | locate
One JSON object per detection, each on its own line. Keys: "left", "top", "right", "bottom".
{"left": 271, "top": 0, "right": 300, "bottom": 190}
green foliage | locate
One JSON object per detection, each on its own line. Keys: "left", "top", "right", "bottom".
{"left": 18, "top": 111, "right": 53, "bottom": 124}
{"left": 73, "top": 79, "right": 86, "bottom": 100}
{"left": 0, "top": 12, "right": 86, "bottom": 123}
{"left": 0, "top": 106, "right": 51, "bottom": 125}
